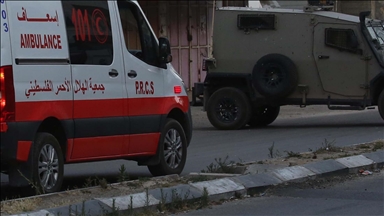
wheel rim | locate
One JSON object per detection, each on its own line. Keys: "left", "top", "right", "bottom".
{"left": 215, "top": 98, "right": 238, "bottom": 123}
{"left": 164, "top": 129, "right": 183, "bottom": 169}
{"left": 261, "top": 64, "right": 286, "bottom": 90}
{"left": 38, "top": 144, "right": 59, "bottom": 190}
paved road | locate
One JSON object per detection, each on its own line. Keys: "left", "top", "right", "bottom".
{"left": 177, "top": 170, "right": 384, "bottom": 216}
{"left": 1, "top": 106, "right": 383, "bottom": 198}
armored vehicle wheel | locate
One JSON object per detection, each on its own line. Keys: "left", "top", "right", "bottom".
{"left": 252, "top": 54, "right": 298, "bottom": 98}
{"left": 379, "top": 89, "right": 384, "bottom": 120}
{"left": 32, "top": 133, "right": 64, "bottom": 194}
{"left": 248, "top": 106, "right": 280, "bottom": 127}
{"left": 206, "top": 87, "right": 251, "bottom": 130}
{"left": 148, "top": 118, "right": 187, "bottom": 176}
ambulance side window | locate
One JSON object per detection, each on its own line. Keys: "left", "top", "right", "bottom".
{"left": 62, "top": 1, "right": 114, "bottom": 65}
{"left": 117, "top": 1, "right": 159, "bottom": 67}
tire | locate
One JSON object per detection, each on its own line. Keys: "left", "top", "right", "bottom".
{"left": 148, "top": 119, "right": 187, "bottom": 176}
{"left": 252, "top": 54, "right": 298, "bottom": 98}
{"left": 379, "top": 89, "right": 384, "bottom": 120}
{"left": 206, "top": 87, "right": 252, "bottom": 130}
{"left": 31, "top": 133, "right": 64, "bottom": 194}
{"left": 248, "top": 106, "right": 280, "bottom": 127}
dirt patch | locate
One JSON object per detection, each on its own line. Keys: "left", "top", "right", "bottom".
{"left": 266, "top": 168, "right": 383, "bottom": 194}
{"left": 0, "top": 174, "right": 216, "bottom": 215}
{"left": 1, "top": 175, "right": 184, "bottom": 215}
{"left": 250, "top": 139, "right": 384, "bottom": 168}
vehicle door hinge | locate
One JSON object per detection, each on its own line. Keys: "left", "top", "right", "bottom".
{"left": 359, "top": 84, "right": 369, "bottom": 89}
{"left": 361, "top": 55, "right": 372, "bottom": 61}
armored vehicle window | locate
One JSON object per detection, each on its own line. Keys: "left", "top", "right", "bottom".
{"left": 62, "top": 1, "right": 114, "bottom": 65}
{"left": 237, "top": 14, "right": 275, "bottom": 30}
{"left": 325, "top": 28, "right": 359, "bottom": 53}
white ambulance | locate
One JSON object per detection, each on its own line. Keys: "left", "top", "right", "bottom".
{"left": 0, "top": 0, "right": 192, "bottom": 193}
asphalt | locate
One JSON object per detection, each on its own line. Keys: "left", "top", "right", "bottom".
{"left": 4, "top": 150, "right": 383, "bottom": 216}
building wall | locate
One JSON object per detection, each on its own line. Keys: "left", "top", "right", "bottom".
{"left": 253, "top": 0, "right": 383, "bottom": 20}
{"left": 138, "top": 1, "right": 214, "bottom": 89}
{"left": 337, "top": 0, "right": 370, "bottom": 16}
{"left": 336, "top": 0, "right": 383, "bottom": 20}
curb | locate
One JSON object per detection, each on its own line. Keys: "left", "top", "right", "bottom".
{"left": 7, "top": 150, "right": 384, "bottom": 216}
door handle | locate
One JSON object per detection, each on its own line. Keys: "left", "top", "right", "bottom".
{"left": 109, "top": 69, "right": 118, "bottom": 77}
{"left": 318, "top": 55, "right": 330, "bottom": 59}
{"left": 128, "top": 70, "right": 137, "bottom": 78}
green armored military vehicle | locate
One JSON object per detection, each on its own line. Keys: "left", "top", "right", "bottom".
{"left": 201, "top": 5, "right": 384, "bottom": 130}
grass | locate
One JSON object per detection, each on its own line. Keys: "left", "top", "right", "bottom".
{"left": 0, "top": 197, "right": 42, "bottom": 214}
{"left": 268, "top": 142, "right": 282, "bottom": 158}
{"left": 284, "top": 150, "right": 302, "bottom": 158}
{"left": 338, "top": 153, "right": 353, "bottom": 158}
{"left": 201, "top": 155, "right": 237, "bottom": 174}
{"left": 358, "top": 144, "right": 371, "bottom": 149}
{"left": 138, "top": 177, "right": 151, "bottom": 182}
{"left": 199, "top": 187, "right": 210, "bottom": 209}
{"left": 373, "top": 140, "right": 384, "bottom": 151}
{"left": 118, "top": 164, "right": 130, "bottom": 183}
{"left": 18, "top": 170, "right": 43, "bottom": 195}
{"left": 83, "top": 177, "right": 108, "bottom": 189}
{"left": 187, "top": 175, "right": 211, "bottom": 183}
{"left": 313, "top": 139, "right": 342, "bottom": 154}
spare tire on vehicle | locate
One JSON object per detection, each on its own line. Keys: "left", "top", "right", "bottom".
{"left": 252, "top": 54, "right": 298, "bottom": 98}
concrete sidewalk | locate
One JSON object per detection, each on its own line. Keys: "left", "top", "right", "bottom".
{"left": 7, "top": 150, "right": 383, "bottom": 216}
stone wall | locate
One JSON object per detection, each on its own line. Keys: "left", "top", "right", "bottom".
{"left": 375, "top": 1, "right": 384, "bottom": 20}
{"left": 337, "top": 0, "right": 383, "bottom": 20}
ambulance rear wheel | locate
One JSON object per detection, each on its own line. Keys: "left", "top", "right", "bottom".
{"left": 378, "top": 89, "right": 384, "bottom": 120}
{"left": 148, "top": 119, "right": 187, "bottom": 176}
{"left": 31, "top": 133, "right": 64, "bottom": 194}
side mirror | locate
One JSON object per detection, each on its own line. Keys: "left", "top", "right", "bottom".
{"left": 159, "top": 37, "right": 172, "bottom": 64}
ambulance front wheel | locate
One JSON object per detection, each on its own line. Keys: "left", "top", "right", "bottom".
{"left": 31, "top": 132, "right": 64, "bottom": 194}
{"left": 148, "top": 118, "right": 187, "bottom": 176}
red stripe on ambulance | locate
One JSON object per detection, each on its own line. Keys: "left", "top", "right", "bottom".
{"left": 67, "top": 133, "right": 160, "bottom": 162}
{"left": 15, "top": 96, "right": 189, "bottom": 121}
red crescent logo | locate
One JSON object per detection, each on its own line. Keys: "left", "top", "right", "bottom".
{"left": 91, "top": 9, "right": 108, "bottom": 44}
{"left": 96, "top": 17, "right": 104, "bottom": 35}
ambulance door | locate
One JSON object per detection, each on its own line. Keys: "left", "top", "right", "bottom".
{"left": 6, "top": 1, "right": 72, "bottom": 133}
{"left": 115, "top": 1, "right": 166, "bottom": 155}
{"left": 61, "top": 1, "right": 127, "bottom": 159}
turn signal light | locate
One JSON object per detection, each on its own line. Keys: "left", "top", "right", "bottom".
{"left": 174, "top": 86, "right": 182, "bottom": 94}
